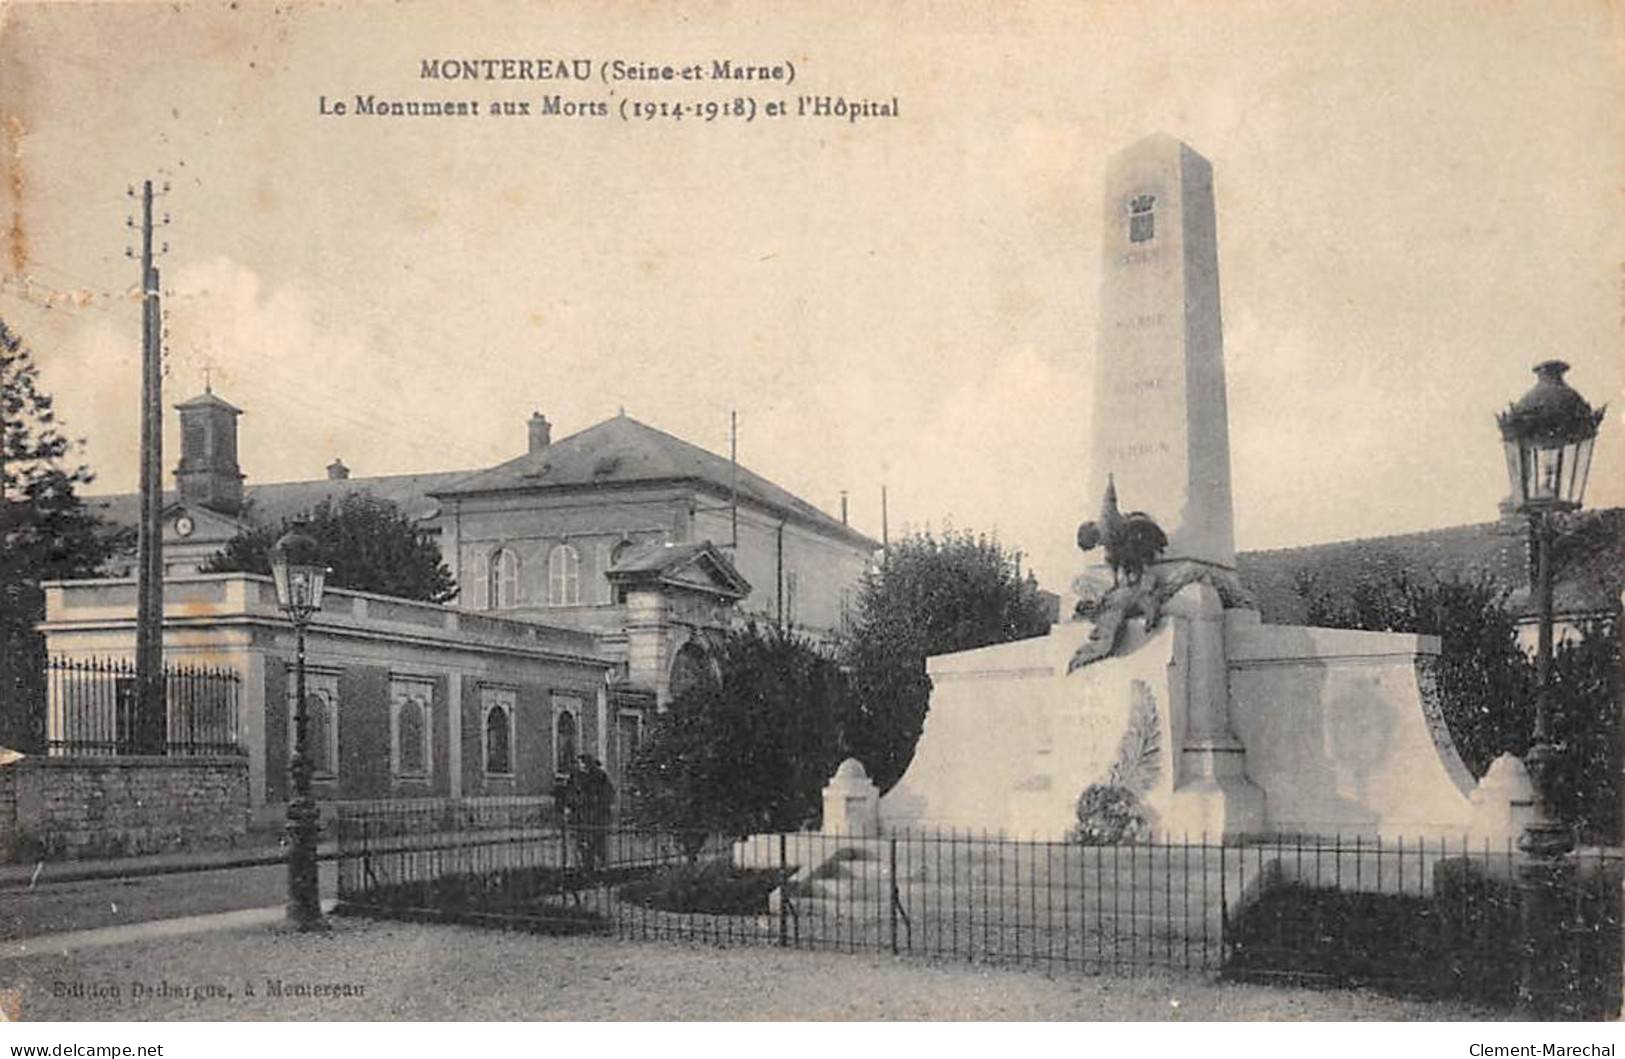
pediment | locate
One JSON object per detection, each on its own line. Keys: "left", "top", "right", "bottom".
{"left": 160, "top": 501, "right": 249, "bottom": 544}
{"left": 607, "top": 541, "right": 751, "bottom": 600}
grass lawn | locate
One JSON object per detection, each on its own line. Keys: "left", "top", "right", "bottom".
{"left": 0, "top": 914, "right": 1504, "bottom": 1021}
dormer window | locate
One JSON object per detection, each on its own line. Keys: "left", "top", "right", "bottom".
{"left": 1128, "top": 194, "right": 1156, "bottom": 244}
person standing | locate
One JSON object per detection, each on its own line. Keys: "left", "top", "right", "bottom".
{"left": 568, "top": 753, "right": 615, "bottom": 871}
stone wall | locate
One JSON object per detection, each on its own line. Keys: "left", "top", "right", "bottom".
{"left": 1, "top": 755, "right": 250, "bottom": 863}
{"left": 0, "top": 765, "right": 16, "bottom": 862}
{"left": 39, "top": 573, "right": 618, "bottom": 813}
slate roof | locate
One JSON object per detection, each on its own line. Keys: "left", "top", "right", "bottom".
{"left": 434, "top": 414, "right": 878, "bottom": 549}
{"left": 86, "top": 468, "right": 476, "bottom": 533}
{"left": 174, "top": 391, "right": 242, "bottom": 414}
{"left": 1237, "top": 508, "right": 1625, "bottom": 625}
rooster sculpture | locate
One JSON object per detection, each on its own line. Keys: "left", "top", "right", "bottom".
{"left": 1075, "top": 474, "right": 1168, "bottom": 586}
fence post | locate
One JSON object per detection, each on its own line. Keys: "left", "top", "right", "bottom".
{"left": 890, "top": 837, "right": 899, "bottom": 956}
{"left": 779, "top": 831, "right": 789, "bottom": 949}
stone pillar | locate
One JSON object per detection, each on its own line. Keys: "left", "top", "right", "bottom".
{"left": 623, "top": 587, "right": 669, "bottom": 703}
{"left": 822, "top": 758, "right": 880, "bottom": 836}
{"left": 1159, "top": 582, "right": 1264, "bottom": 836}
{"left": 595, "top": 681, "right": 609, "bottom": 765}
{"left": 242, "top": 649, "right": 267, "bottom": 810}
{"left": 446, "top": 672, "right": 462, "bottom": 799}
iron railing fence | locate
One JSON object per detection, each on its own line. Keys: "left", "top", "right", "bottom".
{"left": 44, "top": 655, "right": 243, "bottom": 756}
{"left": 332, "top": 802, "right": 1623, "bottom": 1013}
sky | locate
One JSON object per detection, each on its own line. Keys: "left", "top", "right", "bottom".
{"left": 1, "top": 0, "right": 1619, "bottom": 591}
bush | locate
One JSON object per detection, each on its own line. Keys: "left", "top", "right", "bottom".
{"left": 841, "top": 528, "right": 1054, "bottom": 793}
{"left": 623, "top": 625, "right": 849, "bottom": 849}
{"left": 1072, "top": 784, "right": 1152, "bottom": 845}
{"left": 617, "top": 860, "right": 790, "bottom": 915}
{"left": 1226, "top": 859, "right": 1621, "bottom": 1016}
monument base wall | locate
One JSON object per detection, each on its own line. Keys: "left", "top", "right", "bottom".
{"left": 880, "top": 621, "right": 1182, "bottom": 838}
{"left": 879, "top": 611, "right": 1486, "bottom": 842}
{"left": 1227, "top": 621, "right": 1479, "bottom": 839}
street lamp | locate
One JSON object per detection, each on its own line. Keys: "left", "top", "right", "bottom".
{"left": 270, "top": 525, "right": 329, "bottom": 931}
{"left": 1496, "top": 359, "right": 1606, "bottom": 1016}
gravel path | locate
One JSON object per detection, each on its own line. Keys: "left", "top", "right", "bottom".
{"left": 0, "top": 914, "right": 1500, "bottom": 1021}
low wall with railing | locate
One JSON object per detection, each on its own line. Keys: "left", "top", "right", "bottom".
{"left": 0, "top": 754, "right": 250, "bottom": 862}
{"left": 44, "top": 656, "right": 242, "bottom": 757}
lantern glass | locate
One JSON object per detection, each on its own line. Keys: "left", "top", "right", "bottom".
{"left": 1532, "top": 442, "right": 1564, "bottom": 505}
{"left": 270, "top": 558, "right": 327, "bottom": 615}
{"left": 1570, "top": 433, "right": 1596, "bottom": 508}
{"left": 1513, "top": 435, "right": 1596, "bottom": 511}
{"left": 271, "top": 560, "right": 292, "bottom": 608}
{"left": 1503, "top": 439, "right": 1526, "bottom": 507}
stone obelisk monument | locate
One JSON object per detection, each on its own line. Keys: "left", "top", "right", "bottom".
{"left": 1089, "top": 134, "right": 1236, "bottom": 572}
{"left": 871, "top": 133, "right": 1484, "bottom": 842}
{"left": 1087, "top": 134, "right": 1261, "bottom": 836}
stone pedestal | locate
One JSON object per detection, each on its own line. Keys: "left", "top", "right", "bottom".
{"left": 822, "top": 758, "right": 880, "bottom": 836}
{"left": 1470, "top": 753, "right": 1537, "bottom": 843}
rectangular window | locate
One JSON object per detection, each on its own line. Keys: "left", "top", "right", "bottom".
{"left": 287, "top": 668, "right": 341, "bottom": 779}
{"left": 615, "top": 710, "right": 644, "bottom": 790}
{"left": 466, "top": 549, "right": 489, "bottom": 610}
{"left": 389, "top": 677, "right": 435, "bottom": 782}
{"left": 481, "top": 685, "right": 516, "bottom": 777}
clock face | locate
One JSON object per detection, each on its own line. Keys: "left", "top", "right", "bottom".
{"left": 174, "top": 515, "right": 195, "bottom": 538}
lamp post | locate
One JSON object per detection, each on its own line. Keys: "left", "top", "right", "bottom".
{"left": 1496, "top": 360, "right": 1605, "bottom": 1017}
{"left": 270, "top": 526, "right": 329, "bottom": 931}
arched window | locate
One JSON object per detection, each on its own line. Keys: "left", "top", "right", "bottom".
{"left": 553, "top": 704, "right": 578, "bottom": 775}
{"left": 482, "top": 688, "right": 514, "bottom": 776}
{"left": 1128, "top": 193, "right": 1156, "bottom": 244}
{"left": 390, "top": 678, "right": 433, "bottom": 781}
{"left": 488, "top": 548, "right": 520, "bottom": 609}
{"left": 548, "top": 543, "right": 581, "bottom": 606}
{"left": 305, "top": 693, "right": 334, "bottom": 776}
{"left": 670, "top": 642, "right": 711, "bottom": 700}
{"left": 287, "top": 671, "right": 340, "bottom": 779}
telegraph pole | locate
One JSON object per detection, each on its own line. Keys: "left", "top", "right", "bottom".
{"left": 131, "top": 179, "right": 167, "bottom": 754}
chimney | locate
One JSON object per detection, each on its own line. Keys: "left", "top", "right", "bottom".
{"left": 840, "top": 490, "right": 848, "bottom": 525}
{"left": 326, "top": 458, "right": 350, "bottom": 481}
{"left": 528, "top": 412, "right": 551, "bottom": 453}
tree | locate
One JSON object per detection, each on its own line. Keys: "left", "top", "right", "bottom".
{"left": 623, "top": 625, "right": 849, "bottom": 855}
{"left": 203, "top": 491, "right": 455, "bottom": 603}
{"left": 841, "top": 528, "right": 1054, "bottom": 792}
{"left": 1297, "top": 570, "right": 1532, "bottom": 779}
{"left": 1, "top": 320, "right": 128, "bottom": 751}
{"left": 1547, "top": 620, "right": 1621, "bottom": 845}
